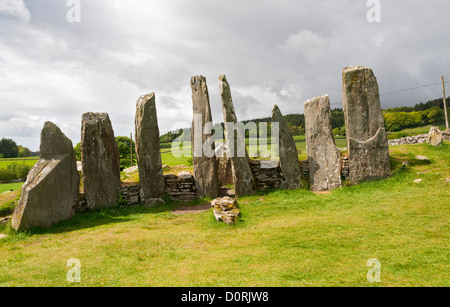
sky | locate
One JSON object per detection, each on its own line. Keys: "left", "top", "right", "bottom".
{"left": 1, "top": 0, "right": 449, "bottom": 151}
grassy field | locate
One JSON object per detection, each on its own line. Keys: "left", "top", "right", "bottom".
{"left": 0, "top": 142, "right": 448, "bottom": 287}
{"left": 0, "top": 182, "right": 24, "bottom": 194}
{"left": 387, "top": 125, "right": 447, "bottom": 140}
{"left": 0, "top": 157, "right": 38, "bottom": 169}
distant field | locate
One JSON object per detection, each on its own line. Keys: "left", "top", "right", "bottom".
{"left": 0, "top": 157, "right": 38, "bottom": 169}
{"left": 164, "top": 136, "right": 347, "bottom": 165}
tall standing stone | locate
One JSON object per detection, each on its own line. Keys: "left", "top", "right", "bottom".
{"left": 190, "top": 75, "right": 220, "bottom": 198}
{"left": 12, "top": 122, "right": 79, "bottom": 230}
{"left": 219, "top": 74, "right": 257, "bottom": 197}
{"left": 342, "top": 66, "right": 391, "bottom": 184}
{"left": 304, "top": 95, "right": 342, "bottom": 191}
{"left": 81, "top": 112, "right": 121, "bottom": 209}
{"left": 135, "top": 93, "right": 166, "bottom": 200}
{"left": 271, "top": 105, "right": 301, "bottom": 190}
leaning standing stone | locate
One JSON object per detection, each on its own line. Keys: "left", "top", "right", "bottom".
{"left": 12, "top": 122, "right": 79, "bottom": 230}
{"left": 342, "top": 66, "right": 391, "bottom": 184}
{"left": 81, "top": 112, "right": 121, "bottom": 209}
{"left": 135, "top": 93, "right": 166, "bottom": 200}
{"left": 304, "top": 95, "right": 342, "bottom": 191}
{"left": 271, "top": 105, "right": 301, "bottom": 190}
{"left": 190, "top": 75, "right": 220, "bottom": 198}
{"left": 219, "top": 74, "right": 257, "bottom": 197}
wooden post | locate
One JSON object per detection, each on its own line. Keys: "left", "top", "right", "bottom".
{"left": 442, "top": 77, "right": 449, "bottom": 130}
{"left": 130, "top": 133, "right": 133, "bottom": 167}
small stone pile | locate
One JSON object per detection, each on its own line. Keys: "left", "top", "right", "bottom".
{"left": 120, "top": 182, "right": 140, "bottom": 206}
{"left": 249, "top": 159, "right": 282, "bottom": 190}
{"left": 211, "top": 197, "right": 240, "bottom": 225}
{"left": 164, "top": 172, "right": 197, "bottom": 201}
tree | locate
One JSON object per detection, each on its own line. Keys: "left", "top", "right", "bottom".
{"left": 18, "top": 145, "right": 32, "bottom": 157}
{"left": 427, "top": 107, "right": 444, "bottom": 124}
{"left": 0, "top": 138, "right": 19, "bottom": 158}
{"left": 73, "top": 142, "right": 81, "bottom": 161}
{"left": 116, "top": 136, "right": 136, "bottom": 169}
{"left": 332, "top": 128, "right": 340, "bottom": 136}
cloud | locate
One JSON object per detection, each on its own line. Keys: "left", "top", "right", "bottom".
{"left": 0, "top": 0, "right": 31, "bottom": 22}
{"left": 1, "top": 0, "right": 450, "bottom": 150}
{"left": 281, "top": 29, "right": 330, "bottom": 64}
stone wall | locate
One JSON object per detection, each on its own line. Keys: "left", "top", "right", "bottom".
{"left": 388, "top": 130, "right": 450, "bottom": 146}
{"left": 248, "top": 159, "right": 282, "bottom": 190}
{"left": 164, "top": 172, "right": 197, "bottom": 202}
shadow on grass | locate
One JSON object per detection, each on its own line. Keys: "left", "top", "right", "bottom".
{"left": 23, "top": 196, "right": 212, "bottom": 236}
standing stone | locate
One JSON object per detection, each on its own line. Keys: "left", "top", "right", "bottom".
{"left": 81, "top": 112, "right": 121, "bottom": 209}
{"left": 12, "top": 122, "right": 79, "bottom": 230}
{"left": 342, "top": 66, "right": 391, "bottom": 184}
{"left": 190, "top": 75, "right": 220, "bottom": 198}
{"left": 304, "top": 95, "right": 342, "bottom": 191}
{"left": 219, "top": 74, "right": 257, "bottom": 197}
{"left": 135, "top": 93, "right": 166, "bottom": 200}
{"left": 426, "top": 126, "right": 443, "bottom": 146}
{"left": 271, "top": 105, "right": 301, "bottom": 190}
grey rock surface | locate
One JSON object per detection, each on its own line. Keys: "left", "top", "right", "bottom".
{"left": 426, "top": 126, "right": 443, "bottom": 146}
{"left": 342, "top": 66, "right": 391, "bottom": 184}
{"left": 272, "top": 105, "right": 301, "bottom": 190}
{"left": 135, "top": 93, "right": 166, "bottom": 200}
{"left": 219, "top": 74, "right": 257, "bottom": 197}
{"left": 304, "top": 95, "right": 342, "bottom": 191}
{"left": 81, "top": 112, "right": 121, "bottom": 209}
{"left": 190, "top": 75, "right": 220, "bottom": 198}
{"left": 12, "top": 122, "right": 79, "bottom": 230}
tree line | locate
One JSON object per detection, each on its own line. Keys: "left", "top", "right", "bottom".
{"left": 0, "top": 138, "right": 34, "bottom": 159}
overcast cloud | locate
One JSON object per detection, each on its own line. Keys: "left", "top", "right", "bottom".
{"left": 1, "top": 0, "right": 449, "bottom": 150}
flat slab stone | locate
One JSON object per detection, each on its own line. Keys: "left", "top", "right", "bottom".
{"left": 211, "top": 197, "right": 240, "bottom": 225}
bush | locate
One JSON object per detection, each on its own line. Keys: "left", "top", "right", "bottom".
{"left": 0, "top": 163, "right": 31, "bottom": 182}
{"left": 0, "top": 200, "right": 17, "bottom": 217}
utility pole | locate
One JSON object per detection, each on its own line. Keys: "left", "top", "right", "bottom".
{"left": 130, "top": 133, "right": 133, "bottom": 167}
{"left": 442, "top": 76, "right": 449, "bottom": 131}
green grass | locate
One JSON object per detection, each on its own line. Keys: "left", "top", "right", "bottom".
{"left": 0, "top": 142, "right": 448, "bottom": 286}
{"left": 0, "top": 182, "right": 24, "bottom": 194}
{"left": 0, "top": 157, "right": 38, "bottom": 169}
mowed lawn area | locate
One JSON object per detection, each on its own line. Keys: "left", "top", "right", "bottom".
{"left": 0, "top": 141, "right": 448, "bottom": 287}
